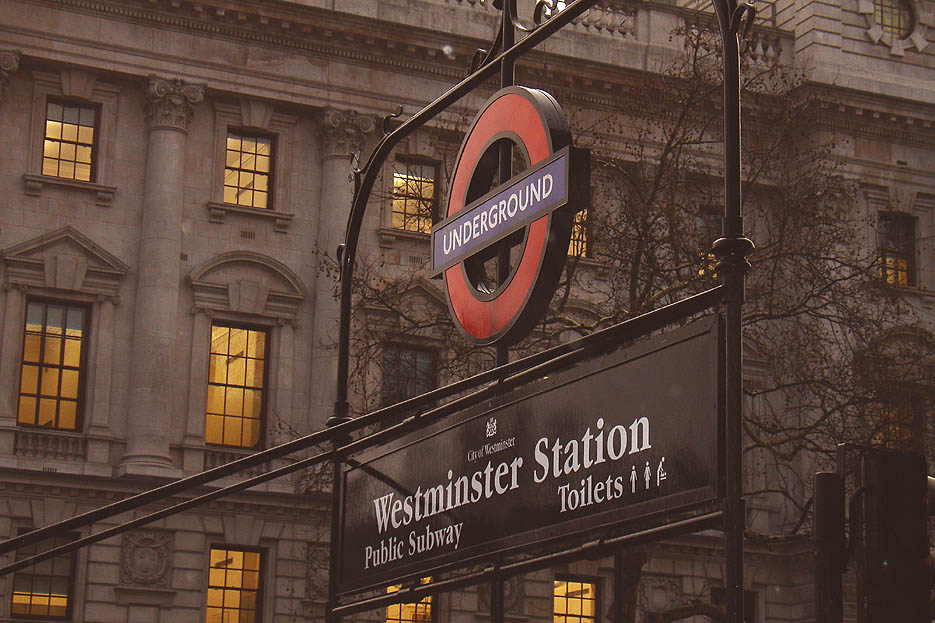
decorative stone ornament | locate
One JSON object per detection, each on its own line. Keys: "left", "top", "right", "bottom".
{"left": 121, "top": 531, "right": 172, "bottom": 586}
{"left": 0, "top": 50, "right": 20, "bottom": 106}
{"left": 145, "top": 76, "right": 205, "bottom": 132}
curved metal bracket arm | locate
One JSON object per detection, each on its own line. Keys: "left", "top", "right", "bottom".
{"left": 383, "top": 105, "right": 404, "bottom": 136}
{"left": 731, "top": 2, "right": 757, "bottom": 39}
{"left": 329, "top": 0, "right": 598, "bottom": 426}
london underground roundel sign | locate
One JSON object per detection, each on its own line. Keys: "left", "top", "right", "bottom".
{"left": 432, "top": 87, "right": 589, "bottom": 345}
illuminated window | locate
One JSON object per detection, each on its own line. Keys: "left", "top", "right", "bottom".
{"left": 381, "top": 345, "right": 437, "bottom": 407}
{"left": 207, "top": 546, "right": 263, "bottom": 623}
{"left": 11, "top": 529, "right": 76, "bottom": 619}
{"left": 387, "top": 578, "right": 432, "bottom": 623}
{"left": 43, "top": 101, "right": 96, "bottom": 182}
{"left": 568, "top": 209, "right": 590, "bottom": 258}
{"left": 878, "top": 212, "right": 915, "bottom": 287}
{"left": 392, "top": 159, "right": 437, "bottom": 234}
{"left": 206, "top": 323, "right": 268, "bottom": 449}
{"left": 874, "top": 0, "right": 913, "bottom": 38}
{"left": 17, "top": 301, "right": 87, "bottom": 431}
{"left": 554, "top": 577, "right": 598, "bottom": 623}
{"left": 224, "top": 131, "right": 274, "bottom": 209}
{"left": 874, "top": 397, "right": 924, "bottom": 450}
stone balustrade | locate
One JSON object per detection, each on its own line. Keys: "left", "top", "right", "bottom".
{"left": 15, "top": 429, "right": 88, "bottom": 462}
{"left": 203, "top": 448, "right": 270, "bottom": 477}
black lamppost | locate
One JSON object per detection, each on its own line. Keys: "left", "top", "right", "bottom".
{"left": 710, "top": 1, "right": 756, "bottom": 621}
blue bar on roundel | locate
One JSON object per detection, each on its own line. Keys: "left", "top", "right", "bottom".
{"left": 432, "top": 151, "right": 569, "bottom": 275}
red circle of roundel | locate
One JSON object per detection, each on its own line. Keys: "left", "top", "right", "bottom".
{"left": 444, "top": 87, "right": 573, "bottom": 345}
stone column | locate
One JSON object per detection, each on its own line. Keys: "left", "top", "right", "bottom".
{"left": 274, "top": 319, "right": 295, "bottom": 435}
{"left": 0, "top": 50, "right": 20, "bottom": 107}
{"left": 182, "top": 307, "right": 211, "bottom": 473}
{"left": 119, "top": 77, "right": 203, "bottom": 478}
{"left": 86, "top": 295, "right": 117, "bottom": 472}
{"left": 0, "top": 283, "right": 26, "bottom": 456}
{"left": 308, "top": 109, "right": 374, "bottom": 426}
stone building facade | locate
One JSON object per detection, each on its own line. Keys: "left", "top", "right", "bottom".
{"left": 0, "top": 0, "right": 932, "bottom": 622}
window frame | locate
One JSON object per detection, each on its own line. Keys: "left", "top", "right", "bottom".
{"left": 568, "top": 207, "right": 591, "bottom": 259}
{"left": 380, "top": 343, "right": 439, "bottom": 408}
{"left": 877, "top": 211, "right": 916, "bottom": 287}
{"left": 205, "top": 320, "right": 271, "bottom": 450}
{"left": 16, "top": 298, "right": 91, "bottom": 433}
{"left": 223, "top": 128, "right": 276, "bottom": 211}
{"left": 25, "top": 70, "right": 119, "bottom": 206}
{"left": 386, "top": 578, "right": 433, "bottom": 623}
{"left": 41, "top": 98, "right": 100, "bottom": 184}
{"left": 873, "top": 0, "right": 914, "bottom": 39}
{"left": 207, "top": 101, "right": 296, "bottom": 231}
{"left": 390, "top": 156, "right": 440, "bottom": 235}
{"left": 553, "top": 575, "right": 600, "bottom": 623}
{"left": 10, "top": 528, "right": 79, "bottom": 620}
{"left": 206, "top": 544, "right": 265, "bottom": 623}
{"left": 873, "top": 393, "right": 925, "bottom": 451}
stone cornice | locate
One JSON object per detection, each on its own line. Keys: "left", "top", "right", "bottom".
{"left": 0, "top": 469, "right": 327, "bottom": 516}
{"left": 16, "top": 0, "right": 678, "bottom": 116}
{"left": 815, "top": 100, "right": 935, "bottom": 147}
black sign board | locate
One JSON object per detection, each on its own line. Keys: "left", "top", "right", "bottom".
{"left": 337, "top": 317, "right": 723, "bottom": 594}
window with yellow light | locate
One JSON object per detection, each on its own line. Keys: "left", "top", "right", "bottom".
{"left": 387, "top": 577, "right": 433, "bottom": 623}
{"left": 224, "top": 131, "right": 274, "bottom": 209}
{"left": 206, "top": 323, "right": 268, "bottom": 449}
{"left": 878, "top": 212, "right": 915, "bottom": 287}
{"left": 206, "top": 546, "right": 263, "bottom": 623}
{"left": 10, "top": 529, "right": 76, "bottom": 619}
{"left": 554, "top": 577, "right": 598, "bottom": 623}
{"left": 17, "top": 301, "right": 87, "bottom": 431}
{"left": 391, "top": 158, "right": 437, "bottom": 234}
{"left": 568, "top": 208, "right": 589, "bottom": 258}
{"left": 43, "top": 100, "right": 97, "bottom": 182}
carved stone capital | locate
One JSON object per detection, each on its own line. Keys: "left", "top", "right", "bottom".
{"left": 190, "top": 305, "right": 213, "bottom": 318}
{"left": 0, "top": 50, "right": 21, "bottom": 106}
{"left": 3, "top": 280, "right": 27, "bottom": 294}
{"left": 145, "top": 76, "right": 204, "bottom": 133}
{"left": 321, "top": 108, "right": 375, "bottom": 159}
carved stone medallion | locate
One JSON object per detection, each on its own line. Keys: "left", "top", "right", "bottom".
{"left": 121, "top": 531, "right": 172, "bottom": 586}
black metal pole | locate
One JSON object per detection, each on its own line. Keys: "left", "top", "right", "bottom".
{"left": 709, "top": 1, "right": 755, "bottom": 622}
{"left": 495, "top": 0, "right": 516, "bottom": 369}
{"left": 490, "top": 572, "right": 505, "bottom": 623}
{"left": 814, "top": 472, "right": 845, "bottom": 623}
{"left": 613, "top": 550, "right": 625, "bottom": 623}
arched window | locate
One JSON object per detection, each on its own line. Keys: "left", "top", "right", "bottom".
{"left": 873, "top": 0, "right": 913, "bottom": 39}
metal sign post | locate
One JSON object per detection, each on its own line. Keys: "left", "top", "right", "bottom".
{"left": 710, "top": 2, "right": 756, "bottom": 621}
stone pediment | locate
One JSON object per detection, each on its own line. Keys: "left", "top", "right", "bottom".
{"left": 188, "top": 251, "right": 306, "bottom": 319}
{"left": 2, "top": 226, "right": 129, "bottom": 296}
{"left": 400, "top": 278, "right": 447, "bottom": 309}
{"left": 362, "top": 277, "right": 447, "bottom": 315}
